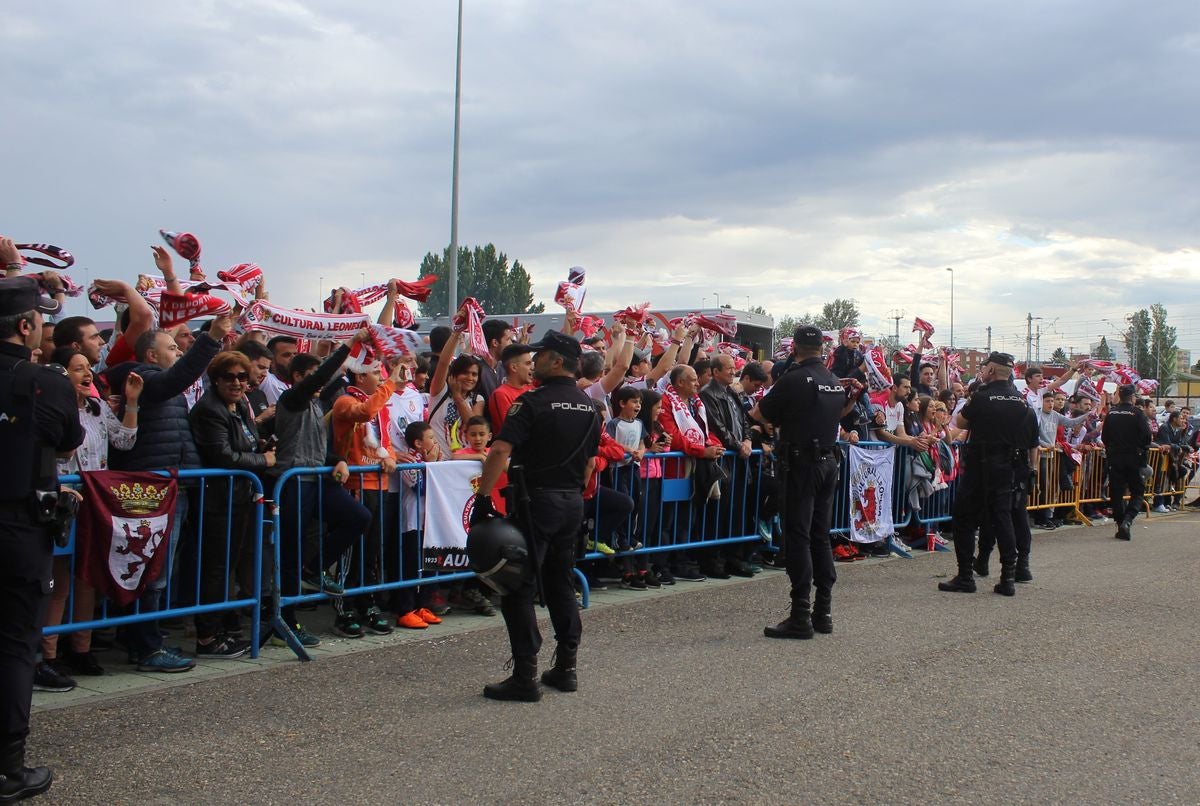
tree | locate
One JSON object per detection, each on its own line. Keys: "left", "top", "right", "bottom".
{"left": 1092, "top": 336, "right": 1114, "bottom": 361}
{"left": 1123, "top": 309, "right": 1153, "bottom": 378}
{"left": 773, "top": 314, "right": 815, "bottom": 349}
{"left": 815, "top": 298, "right": 860, "bottom": 331}
{"left": 1149, "top": 303, "right": 1178, "bottom": 395}
{"left": 1050, "top": 347, "right": 1068, "bottom": 365}
{"left": 416, "top": 244, "right": 545, "bottom": 317}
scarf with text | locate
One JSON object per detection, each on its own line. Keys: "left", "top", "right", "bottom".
{"left": 663, "top": 383, "right": 710, "bottom": 451}
{"left": 240, "top": 300, "right": 369, "bottom": 341}
{"left": 158, "top": 291, "right": 232, "bottom": 327}
{"left": 862, "top": 345, "right": 894, "bottom": 392}
{"left": 452, "top": 297, "right": 488, "bottom": 355}
{"left": 322, "top": 275, "right": 438, "bottom": 314}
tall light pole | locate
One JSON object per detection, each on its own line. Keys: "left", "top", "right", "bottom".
{"left": 945, "top": 267, "right": 954, "bottom": 349}
{"left": 713, "top": 291, "right": 721, "bottom": 309}
{"left": 447, "top": 0, "right": 464, "bottom": 318}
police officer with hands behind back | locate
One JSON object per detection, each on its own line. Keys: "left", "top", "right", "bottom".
{"left": 1101, "top": 383, "right": 1152, "bottom": 541}
{"left": 0, "top": 265, "right": 84, "bottom": 802}
{"left": 470, "top": 330, "right": 601, "bottom": 702}
{"left": 938, "top": 351, "right": 1038, "bottom": 597}
{"left": 753, "top": 325, "right": 853, "bottom": 640}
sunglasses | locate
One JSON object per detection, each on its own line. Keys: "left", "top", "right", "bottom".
{"left": 218, "top": 372, "right": 250, "bottom": 383}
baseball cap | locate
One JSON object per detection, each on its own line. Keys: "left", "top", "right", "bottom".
{"left": 793, "top": 324, "right": 823, "bottom": 347}
{"left": 984, "top": 351, "right": 1015, "bottom": 368}
{"left": 0, "top": 276, "right": 61, "bottom": 317}
{"left": 528, "top": 329, "right": 582, "bottom": 359}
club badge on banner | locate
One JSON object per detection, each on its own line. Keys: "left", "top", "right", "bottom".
{"left": 848, "top": 445, "right": 895, "bottom": 544}
{"left": 423, "top": 460, "right": 484, "bottom": 571}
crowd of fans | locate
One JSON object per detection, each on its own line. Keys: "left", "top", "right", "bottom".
{"left": 11, "top": 242, "right": 1196, "bottom": 695}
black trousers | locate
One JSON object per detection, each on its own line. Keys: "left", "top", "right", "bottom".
{"left": 953, "top": 457, "right": 1017, "bottom": 568}
{"left": 978, "top": 483, "right": 1032, "bottom": 562}
{"left": 1108, "top": 456, "right": 1145, "bottom": 524}
{"left": 500, "top": 490, "right": 584, "bottom": 658}
{"left": 195, "top": 487, "right": 256, "bottom": 641}
{"left": 780, "top": 455, "right": 839, "bottom": 610}
{"left": 0, "top": 577, "right": 47, "bottom": 773}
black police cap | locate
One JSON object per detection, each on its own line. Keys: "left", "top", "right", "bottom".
{"left": 0, "top": 277, "right": 61, "bottom": 317}
{"left": 528, "top": 329, "right": 582, "bottom": 359}
{"left": 793, "top": 324, "right": 823, "bottom": 347}
{"left": 984, "top": 351, "right": 1015, "bottom": 368}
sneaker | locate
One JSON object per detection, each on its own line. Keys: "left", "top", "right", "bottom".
{"left": 621, "top": 574, "right": 647, "bottom": 590}
{"left": 726, "top": 559, "right": 755, "bottom": 578}
{"left": 583, "top": 575, "right": 608, "bottom": 591}
{"left": 270, "top": 623, "right": 321, "bottom": 648}
{"left": 585, "top": 539, "right": 616, "bottom": 556}
{"left": 33, "top": 661, "right": 76, "bottom": 692}
{"left": 641, "top": 570, "right": 663, "bottom": 588}
{"left": 462, "top": 587, "right": 497, "bottom": 616}
{"left": 427, "top": 590, "right": 452, "bottom": 616}
{"left": 362, "top": 608, "right": 393, "bottom": 635}
{"left": 396, "top": 611, "right": 429, "bottom": 630}
{"left": 868, "top": 542, "right": 891, "bottom": 558}
{"left": 137, "top": 648, "right": 195, "bottom": 673}
{"left": 333, "top": 613, "right": 365, "bottom": 639}
{"left": 415, "top": 607, "right": 443, "bottom": 625}
{"left": 195, "top": 634, "right": 249, "bottom": 659}
{"left": 700, "top": 563, "right": 732, "bottom": 580}
{"left": 833, "top": 544, "right": 857, "bottom": 563}
{"left": 1153, "top": 504, "right": 1170, "bottom": 513}
{"left": 300, "top": 570, "right": 345, "bottom": 596}
{"left": 674, "top": 566, "right": 706, "bottom": 582}
{"left": 654, "top": 566, "right": 676, "bottom": 585}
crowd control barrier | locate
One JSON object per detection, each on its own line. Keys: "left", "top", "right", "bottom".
{"left": 268, "top": 464, "right": 479, "bottom": 661}
{"left": 46, "top": 469, "right": 267, "bottom": 658}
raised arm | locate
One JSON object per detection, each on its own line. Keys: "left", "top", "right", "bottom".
{"left": 428, "top": 330, "right": 462, "bottom": 398}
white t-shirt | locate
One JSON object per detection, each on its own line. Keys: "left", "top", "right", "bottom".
{"left": 884, "top": 400, "right": 904, "bottom": 433}
{"left": 584, "top": 380, "right": 612, "bottom": 421}
{"left": 386, "top": 384, "right": 427, "bottom": 492}
{"left": 258, "top": 372, "right": 291, "bottom": 405}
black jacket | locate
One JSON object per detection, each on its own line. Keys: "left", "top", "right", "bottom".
{"left": 189, "top": 388, "right": 267, "bottom": 505}
{"left": 700, "top": 379, "right": 748, "bottom": 451}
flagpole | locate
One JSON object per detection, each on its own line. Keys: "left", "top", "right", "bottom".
{"left": 447, "top": 0, "right": 464, "bottom": 319}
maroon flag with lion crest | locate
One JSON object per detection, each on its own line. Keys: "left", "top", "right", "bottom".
{"left": 75, "top": 471, "right": 178, "bottom": 606}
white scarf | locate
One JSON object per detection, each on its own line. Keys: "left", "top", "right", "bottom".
{"left": 664, "top": 383, "right": 709, "bottom": 450}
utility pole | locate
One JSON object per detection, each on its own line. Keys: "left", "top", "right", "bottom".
{"left": 1035, "top": 323, "right": 1042, "bottom": 363}
{"left": 447, "top": 0, "right": 464, "bottom": 318}
{"left": 986, "top": 326, "right": 992, "bottom": 352}
{"left": 888, "top": 309, "right": 905, "bottom": 342}
{"left": 1026, "top": 313, "right": 1033, "bottom": 367}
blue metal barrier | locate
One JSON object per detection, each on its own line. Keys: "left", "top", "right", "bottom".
{"left": 45, "top": 469, "right": 267, "bottom": 659}
{"left": 268, "top": 464, "right": 478, "bottom": 661}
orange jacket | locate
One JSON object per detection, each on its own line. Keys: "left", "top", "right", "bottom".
{"left": 332, "top": 380, "right": 398, "bottom": 491}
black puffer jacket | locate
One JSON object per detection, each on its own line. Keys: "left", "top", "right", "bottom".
{"left": 189, "top": 388, "right": 267, "bottom": 505}
{"left": 108, "top": 333, "right": 221, "bottom": 472}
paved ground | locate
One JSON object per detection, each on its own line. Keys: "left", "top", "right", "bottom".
{"left": 30, "top": 513, "right": 1200, "bottom": 804}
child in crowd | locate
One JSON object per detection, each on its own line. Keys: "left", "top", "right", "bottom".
{"left": 603, "top": 387, "right": 652, "bottom": 588}
{"left": 638, "top": 389, "right": 674, "bottom": 585}
{"left": 389, "top": 421, "right": 445, "bottom": 629}
{"left": 453, "top": 415, "right": 507, "bottom": 515}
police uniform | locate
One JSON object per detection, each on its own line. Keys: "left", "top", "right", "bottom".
{"left": 1101, "top": 387, "right": 1152, "bottom": 540}
{"left": 480, "top": 330, "right": 600, "bottom": 699}
{"left": 939, "top": 352, "right": 1037, "bottom": 596}
{"left": 756, "top": 326, "right": 846, "bottom": 638}
{"left": 0, "top": 278, "right": 83, "bottom": 799}
{"left": 975, "top": 392, "right": 1041, "bottom": 581}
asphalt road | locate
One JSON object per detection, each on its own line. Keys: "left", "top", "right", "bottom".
{"left": 31, "top": 515, "right": 1200, "bottom": 804}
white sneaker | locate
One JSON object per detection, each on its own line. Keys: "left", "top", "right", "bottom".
{"left": 1153, "top": 504, "right": 1170, "bottom": 513}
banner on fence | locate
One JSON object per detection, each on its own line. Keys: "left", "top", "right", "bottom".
{"left": 848, "top": 445, "right": 895, "bottom": 543}
{"left": 423, "top": 460, "right": 481, "bottom": 570}
{"left": 75, "top": 471, "right": 179, "bottom": 606}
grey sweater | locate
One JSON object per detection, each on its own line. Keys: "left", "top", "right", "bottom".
{"left": 271, "top": 345, "right": 350, "bottom": 479}
{"left": 1036, "top": 409, "right": 1089, "bottom": 448}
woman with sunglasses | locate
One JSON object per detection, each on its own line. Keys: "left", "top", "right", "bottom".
{"left": 188, "top": 351, "right": 276, "bottom": 658}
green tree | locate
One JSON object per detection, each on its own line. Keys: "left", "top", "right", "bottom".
{"left": 1050, "top": 347, "right": 1068, "bottom": 364}
{"left": 1092, "top": 336, "right": 1114, "bottom": 361}
{"left": 1149, "top": 303, "right": 1178, "bottom": 395}
{"left": 773, "top": 313, "right": 815, "bottom": 349}
{"left": 416, "top": 244, "right": 545, "bottom": 317}
{"left": 815, "top": 298, "right": 860, "bottom": 331}
{"left": 1123, "top": 309, "right": 1153, "bottom": 378}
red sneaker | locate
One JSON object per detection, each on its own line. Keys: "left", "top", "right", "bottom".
{"left": 396, "top": 611, "right": 429, "bottom": 629}
{"left": 414, "top": 607, "right": 442, "bottom": 625}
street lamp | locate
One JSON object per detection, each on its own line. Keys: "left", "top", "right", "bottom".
{"left": 447, "top": 0, "right": 464, "bottom": 317}
{"left": 701, "top": 296, "right": 707, "bottom": 309}
{"left": 713, "top": 291, "right": 721, "bottom": 309}
{"left": 945, "top": 267, "right": 954, "bottom": 349}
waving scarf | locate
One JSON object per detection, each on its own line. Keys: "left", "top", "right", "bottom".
{"left": 216, "top": 263, "right": 263, "bottom": 295}
{"left": 15, "top": 243, "right": 74, "bottom": 269}
{"left": 862, "top": 345, "right": 894, "bottom": 392}
{"left": 1076, "top": 375, "right": 1102, "bottom": 403}
{"left": 554, "top": 267, "right": 586, "bottom": 313}
{"left": 774, "top": 337, "right": 793, "bottom": 361}
{"left": 159, "top": 229, "right": 204, "bottom": 279}
{"left": 613, "top": 302, "right": 651, "bottom": 332}
{"left": 452, "top": 297, "right": 488, "bottom": 356}
{"left": 694, "top": 312, "right": 738, "bottom": 338}
{"left": 1081, "top": 359, "right": 1141, "bottom": 385}
{"left": 912, "top": 317, "right": 935, "bottom": 338}
{"left": 240, "top": 300, "right": 369, "bottom": 341}
{"left": 323, "top": 275, "right": 438, "bottom": 314}
{"left": 158, "top": 292, "right": 232, "bottom": 327}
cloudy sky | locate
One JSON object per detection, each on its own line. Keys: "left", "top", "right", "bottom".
{"left": 5, "top": 1, "right": 1199, "bottom": 360}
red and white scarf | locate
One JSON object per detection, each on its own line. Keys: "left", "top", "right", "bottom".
{"left": 159, "top": 229, "right": 204, "bottom": 279}
{"left": 344, "top": 385, "right": 393, "bottom": 461}
{"left": 323, "top": 275, "right": 438, "bottom": 314}
{"left": 158, "top": 292, "right": 232, "bottom": 327}
{"left": 216, "top": 263, "right": 263, "bottom": 295}
{"left": 554, "top": 266, "right": 587, "bottom": 313}
{"left": 912, "top": 316, "right": 935, "bottom": 339}
{"left": 240, "top": 300, "right": 369, "bottom": 341}
{"left": 614, "top": 302, "right": 651, "bottom": 332}
{"left": 452, "top": 297, "right": 488, "bottom": 355}
{"left": 862, "top": 345, "right": 894, "bottom": 392}
{"left": 664, "top": 383, "right": 709, "bottom": 451}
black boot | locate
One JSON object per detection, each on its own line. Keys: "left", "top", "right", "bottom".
{"left": 764, "top": 604, "right": 814, "bottom": 639}
{"left": 811, "top": 590, "right": 833, "bottom": 634}
{"left": 994, "top": 563, "right": 1016, "bottom": 596}
{"left": 973, "top": 550, "right": 990, "bottom": 577}
{"left": 483, "top": 656, "right": 542, "bottom": 702}
{"left": 0, "top": 767, "right": 53, "bottom": 802}
{"left": 938, "top": 564, "right": 977, "bottom": 593}
{"left": 1015, "top": 557, "right": 1033, "bottom": 583}
{"left": 1116, "top": 515, "right": 1134, "bottom": 541}
{"left": 540, "top": 643, "right": 578, "bottom": 692}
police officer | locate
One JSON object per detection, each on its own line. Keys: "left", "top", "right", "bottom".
{"left": 0, "top": 273, "right": 84, "bottom": 801}
{"left": 753, "top": 325, "right": 851, "bottom": 639}
{"left": 472, "top": 330, "right": 600, "bottom": 701}
{"left": 974, "top": 394, "right": 1040, "bottom": 582}
{"left": 1101, "top": 383, "right": 1152, "bottom": 541}
{"left": 938, "top": 352, "right": 1037, "bottom": 596}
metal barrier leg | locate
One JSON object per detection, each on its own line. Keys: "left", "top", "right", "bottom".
{"left": 573, "top": 567, "right": 590, "bottom": 610}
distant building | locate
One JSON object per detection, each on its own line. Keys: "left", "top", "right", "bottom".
{"left": 1175, "top": 349, "right": 1192, "bottom": 376}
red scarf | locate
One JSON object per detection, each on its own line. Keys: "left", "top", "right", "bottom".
{"left": 345, "top": 385, "right": 392, "bottom": 457}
